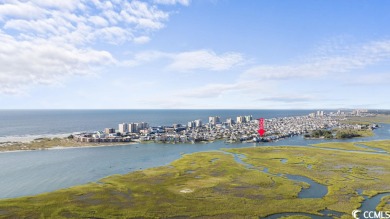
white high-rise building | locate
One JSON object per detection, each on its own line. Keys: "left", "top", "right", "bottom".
{"left": 316, "top": 111, "right": 324, "bottom": 117}
{"left": 194, "top": 119, "right": 202, "bottom": 127}
{"left": 236, "top": 116, "right": 244, "bottom": 124}
{"left": 136, "top": 122, "right": 149, "bottom": 130}
{"left": 128, "top": 123, "right": 138, "bottom": 133}
{"left": 208, "top": 116, "right": 220, "bottom": 125}
{"left": 188, "top": 121, "right": 196, "bottom": 128}
{"left": 244, "top": 115, "right": 253, "bottom": 122}
{"left": 118, "top": 123, "right": 128, "bottom": 133}
{"left": 226, "top": 118, "right": 234, "bottom": 125}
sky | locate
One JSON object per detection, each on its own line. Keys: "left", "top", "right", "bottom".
{"left": 1, "top": 0, "right": 390, "bottom": 109}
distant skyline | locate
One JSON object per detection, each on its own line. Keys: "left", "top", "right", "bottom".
{"left": 1, "top": 0, "right": 390, "bottom": 109}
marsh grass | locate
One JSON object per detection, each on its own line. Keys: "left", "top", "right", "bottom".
{"left": 0, "top": 137, "right": 133, "bottom": 152}
{"left": 361, "top": 140, "right": 390, "bottom": 153}
{"left": 0, "top": 142, "right": 389, "bottom": 218}
{"left": 310, "top": 142, "right": 376, "bottom": 152}
{"left": 377, "top": 196, "right": 390, "bottom": 211}
{"left": 343, "top": 114, "right": 390, "bottom": 124}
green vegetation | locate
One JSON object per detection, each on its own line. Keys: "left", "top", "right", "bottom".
{"left": 335, "top": 129, "right": 374, "bottom": 139}
{"left": 0, "top": 142, "right": 389, "bottom": 218}
{"left": 304, "top": 129, "right": 373, "bottom": 140}
{"left": 227, "top": 146, "right": 390, "bottom": 214}
{"left": 361, "top": 140, "right": 390, "bottom": 153}
{"left": 310, "top": 142, "right": 377, "bottom": 152}
{"left": 377, "top": 196, "right": 390, "bottom": 211}
{"left": 343, "top": 114, "right": 390, "bottom": 124}
{"left": 0, "top": 137, "right": 133, "bottom": 152}
{"left": 304, "top": 129, "right": 333, "bottom": 139}
{"left": 310, "top": 140, "right": 390, "bottom": 154}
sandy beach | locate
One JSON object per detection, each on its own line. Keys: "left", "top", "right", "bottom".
{"left": 0, "top": 137, "right": 139, "bottom": 153}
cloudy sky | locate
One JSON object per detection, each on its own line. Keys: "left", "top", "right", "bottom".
{"left": 1, "top": 0, "right": 390, "bottom": 109}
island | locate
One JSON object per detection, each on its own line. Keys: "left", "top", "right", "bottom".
{"left": 0, "top": 110, "right": 388, "bottom": 152}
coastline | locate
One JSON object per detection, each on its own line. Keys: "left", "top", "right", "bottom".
{"left": 0, "top": 133, "right": 73, "bottom": 143}
{"left": 0, "top": 138, "right": 139, "bottom": 153}
{"left": 0, "top": 114, "right": 387, "bottom": 153}
{"left": 0, "top": 128, "right": 381, "bottom": 153}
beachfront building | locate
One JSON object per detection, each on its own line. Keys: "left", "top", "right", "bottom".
{"left": 236, "top": 116, "right": 244, "bottom": 124}
{"left": 245, "top": 115, "right": 253, "bottom": 122}
{"left": 128, "top": 123, "right": 138, "bottom": 133}
{"left": 226, "top": 118, "right": 234, "bottom": 125}
{"left": 195, "top": 119, "right": 202, "bottom": 127}
{"left": 118, "top": 123, "right": 128, "bottom": 134}
{"left": 104, "top": 128, "right": 116, "bottom": 134}
{"left": 136, "top": 122, "right": 149, "bottom": 130}
{"left": 188, "top": 121, "right": 196, "bottom": 128}
{"left": 237, "top": 115, "right": 252, "bottom": 123}
{"left": 208, "top": 116, "right": 220, "bottom": 125}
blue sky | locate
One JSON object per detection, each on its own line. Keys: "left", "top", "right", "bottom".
{"left": 1, "top": 0, "right": 390, "bottom": 109}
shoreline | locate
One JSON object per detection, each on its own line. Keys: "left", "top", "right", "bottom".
{"left": 0, "top": 139, "right": 139, "bottom": 154}
{"left": 0, "top": 117, "right": 387, "bottom": 153}
{"left": 0, "top": 133, "right": 75, "bottom": 143}
{"left": 2, "top": 135, "right": 389, "bottom": 154}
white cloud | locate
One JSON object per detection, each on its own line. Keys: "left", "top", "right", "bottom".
{"left": 154, "top": 0, "right": 191, "bottom": 6}
{"left": 122, "top": 49, "right": 244, "bottom": 71}
{"left": 0, "top": 2, "right": 46, "bottom": 20}
{"left": 1, "top": 0, "right": 170, "bottom": 44}
{"left": 256, "top": 95, "right": 315, "bottom": 103}
{"left": 33, "top": 0, "right": 82, "bottom": 11}
{"left": 0, "top": 0, "right": 187, "bottom": 94}
{"left": 133, "top": 36, "right": 151, "bottom": 44}
{"left": 181, "top": 83, "right": 239, "bottom": 98}
{"left": 88, "top": 16, "right": 109, "bottom": 27}
{"left": 344, "top": 73, "right": 390, "bottom": 85}
{"left": 242, "top": 40, "right": 390, "bottom": 80}
{"left": 168, "top": 50, "right": 244, "bottom": 71}
{"left": 0, "top": 32, "right": 114, "bottom": 94}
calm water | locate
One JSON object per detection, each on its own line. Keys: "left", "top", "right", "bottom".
{"left": 0, "top": 110, "right": 389, "bottom": 201}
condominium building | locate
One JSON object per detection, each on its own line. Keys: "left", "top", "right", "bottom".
{"left": 208, "top": 116, "right": 220, "bottom": 125}
{"left": 128, "top": 123, "right": 138, "bottom": 133}
{"left": 195, "top": 119, "right": 202, "bottom": 127}
{"left": 118, "top": 123, "right": 128, "bottom": 133}
{"left": 104, "top": 128, "right": 116, "bottom": 134}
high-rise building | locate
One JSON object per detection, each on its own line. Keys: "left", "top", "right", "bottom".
{"left": 236, "top": 116, "right": 244, "bottom": 124}
{"left": 244, "top": 115, "right": 253, "bottom": 122}
{"left": 128, "top": 123, "right": 138, "bottom": 133}
{"left": 188, "top": 121, "right": 195, "bottom": 128}
{"left": 194, "top": 119, "right": 202, "bottom": 127}
{"left": 118, "top": 123, "right": 128, "bottom": 133}
{"left": 208, "top": 116, "right": 220, "bottom": 125}
{"left": 104, "top": 128, "right": 116, "bottom": 134}
{"left": 136, "top": 122, "right": 149, "bottom": 130}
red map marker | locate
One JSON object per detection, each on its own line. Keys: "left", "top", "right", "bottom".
{"left": 258, "top": 118, "right": 265, "bottom": 137}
